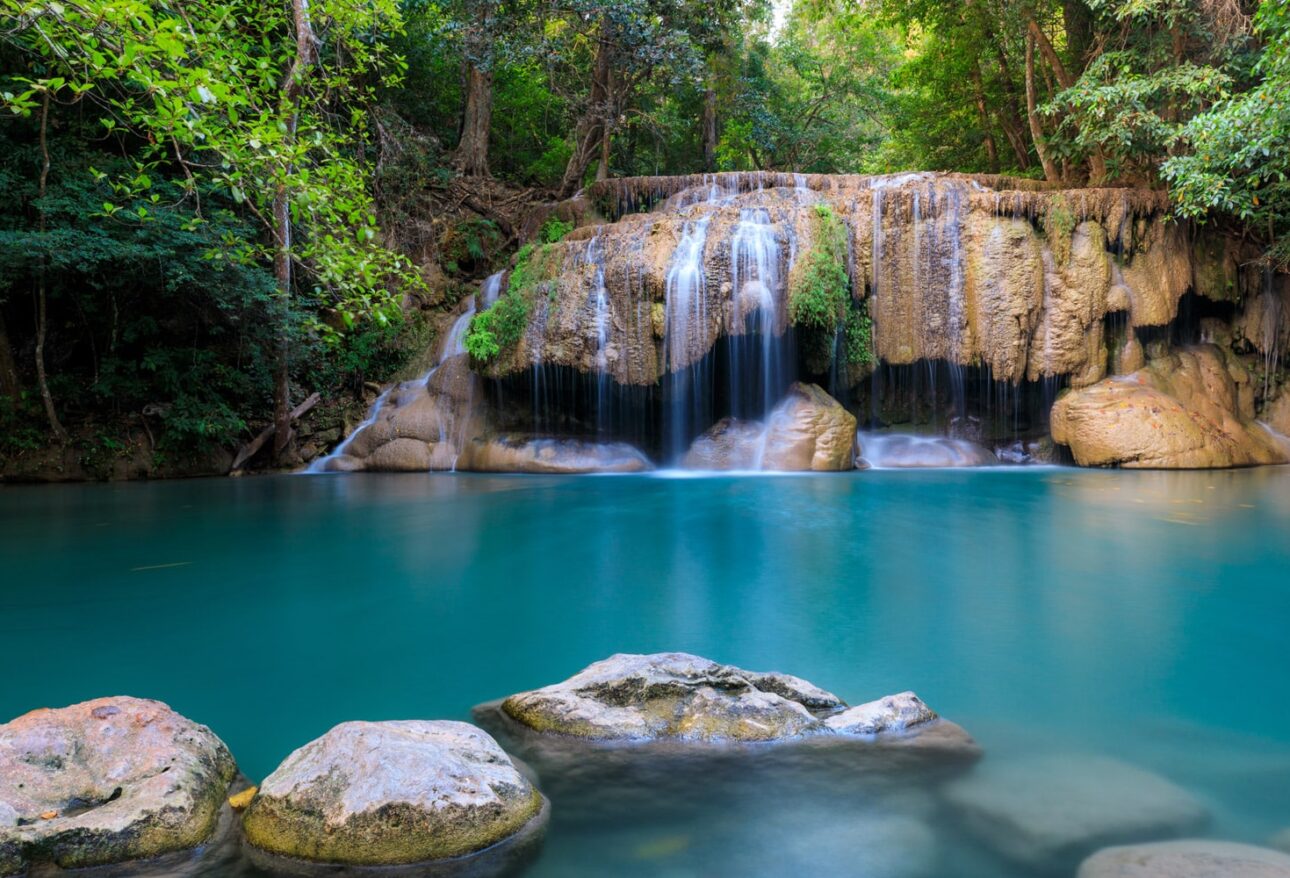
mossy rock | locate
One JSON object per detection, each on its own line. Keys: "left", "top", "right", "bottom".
{"left": 242, "top": 721, "right": 546, "bottom": 867}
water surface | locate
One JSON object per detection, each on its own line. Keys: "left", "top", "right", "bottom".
{"left": 2, "top": 468, "right": 1289, "bottom": 876}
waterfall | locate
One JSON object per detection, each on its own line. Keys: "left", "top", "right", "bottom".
{"left": 584, "top": 235, "right": 612, "bottom": 436}
{"left": 664, "top": 216, "right": 713, "bottom": 461}
{"left": 309, "top": 272, "right": 501, "bottom": 473}
{"left": 728, "top": 208, "right": 788, "bottom": 420}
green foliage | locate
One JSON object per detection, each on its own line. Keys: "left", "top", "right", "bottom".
{"left": 465, "top": 243, "right": 536, "bottom": 361}
{"left": 1163, "top": 1, "right": 1290, "bottom": 268}
{"left": 441, "top": 218, "right": 503, "bottom": 274}
{"left": 539, "top": 217, "right": 574, "bottom": 244}
{"left": 791, "top": 205, "right": 852, "bottom": 373}
{"left": 844, "top": 300, "right": 875, "bottom": 368}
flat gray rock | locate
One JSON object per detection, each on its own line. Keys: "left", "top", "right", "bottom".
{"left": 243, "top": 720, "right": 546, "bottom": 867}
{"left": 1078, "top": 840, "right": 1290, "bottom": 877}
{"left": 0, "top": 697, "right": 237, "bottom": 875}
{"left": 824, "top": 692, "right": 938, "bottom": 735}
{"left": 946, "top": 754, "right": 1209, "bottom": 872}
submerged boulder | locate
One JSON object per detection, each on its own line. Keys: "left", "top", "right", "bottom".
{"left": 1273, "top": 830, "right": 1290, "bottom": 855}
{"left": 488, "top": 653, "right": 971, "bottom": 752}
{"left": 681, "top": 383, "right": 856, "bottom": 471}
{"left": 1051, "top": 346, "right": 1289, "bottom": 468}
{"left": 1078, "top": 840, "right": 1290, "bottom": 878}
{"left": 242, "top": 720, "right": 546, "bottom": 868}
{"left": 0, "top": 697, "right": 237, "bottom": 875}
{"left": 946, "top": 754, "right": 1209, "bottom": 873}
{"left": 457, "top": 435, "right": 653, "bottom": 473}
{"left": 858, "top": 434, "right": 999, "bottom": 468}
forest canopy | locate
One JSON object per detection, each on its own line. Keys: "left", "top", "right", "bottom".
{"left": 0, "top": 0, "right": 1285, "bottom": 471}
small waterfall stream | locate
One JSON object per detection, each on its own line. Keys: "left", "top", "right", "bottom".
{"left": 728, "top": 208, "right": 788, "bottom": 420}
{"left": 663, "top": 216, "right": 713, "bottom": 460}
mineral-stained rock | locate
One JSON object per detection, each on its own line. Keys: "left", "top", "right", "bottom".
{"left": 1078, "top": 840, "right": 1290, "bottom": 878}
{"left": 0, "top": 697, "right": 237, "bottom": 874}
{"left": 457, "top": 435, "right": 652, "bottom": 473}
{"left": 1051, "top": 345, "right": 1290, "bottom": 468}
{"left": 682, "top": 417, "right": 766, "bottom": 469}
{"left": 946, "top": 754, "right": 1209, "bottom": 873}
{"left": 1265, "top": 389, "right": 1290, "bottom": 438}
{"left": 823, "top": 692, "right": 937, "bottom": 735}
{"left": 242, "top": 720, "right": 546, "bottom": 867}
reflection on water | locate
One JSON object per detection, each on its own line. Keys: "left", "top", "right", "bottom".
{"left": 1, "top": 468, "right": 1289, "bottom": 876}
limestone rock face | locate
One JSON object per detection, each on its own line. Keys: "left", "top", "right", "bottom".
{"left": 1051, "top": 346, "right": 1290, "bottom": 468}
{"left": 1078, "top": 840, "right": 1290, "bottom": 878}
{"left": 0, "top": 697, "right": 237, "bottom": 874}
{"left": 242, "top": 720, "right": 545, "bottom": 867}
{"left": 946, "top": 754, "right": 1209, "bottom": 873}
{"left": 1265, "top": 388, "right": 1290, "bottom": 437}
{"left": 495, "top": 652, "right": 967, "bottom": 752}
{"left": 760, "top": 383, "right": 858, "bottom": 471}
{"left": 457, "top": 435, "right": 652, "bottom": 474}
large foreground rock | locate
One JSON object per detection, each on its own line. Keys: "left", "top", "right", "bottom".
{"left": 946, "top": 754, "right": 1208, "bottom": 872}
{"left": 457, "top": 435, "right": 652, "bottom": 473}
{"left": 242, "top": 721, "right": 546, "bottom": 867}
{"left": 492, "top": 653, "right": 972, "bottom": 752}
{"left": 1078, "top": 840, "right": 1290, "bottom": 877}
{"left": 682, "top": 383, "right": 855, "bottom": 471}
{"left": 1051, "top": 346, "right": 1289, "bottom": 468}
{"left": 0, "top": 697, "right": 237, "bottom": 875}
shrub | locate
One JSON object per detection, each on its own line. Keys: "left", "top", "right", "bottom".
{"left": 466, "top": 243, "right": 537, "bottom": 361}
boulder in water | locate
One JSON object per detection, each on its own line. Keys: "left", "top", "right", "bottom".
{"left": 945, "top": 754, "right": 1209, "bottom": 873}
{"left": 0, "top": 697, "right": 237, "bottom": 874}
{"left": 242, "top": 720, "right": 546, "bottom": 868}
{"left": 1051, "top": 346, "right": 1289, "bottom": 468}
{"left": 1078, "top": 840, "right": 1290, "bottom": 877}
{"left": 488, "top": 652, "right": 971, "bottom": 753}
{"left": 760, "top": 383, "right": 858, "bottom": 471}
{"left": 858, "top": 434, "right": 999, "bottom": 468}
{"left": 682, "top": 383, "right": 855, "bottom": 471}
{"left": 1272, "top": 829, "right": 1290, "bottom": 855}
{"left": 457, "top": 435, "right": 652, "bottom": 473}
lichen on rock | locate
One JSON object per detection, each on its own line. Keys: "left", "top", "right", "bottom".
{"left": 242, "top": 720, "right": 546, "bottom": 868}
{"left": 0, "top": 697, "right": 237, "bottom": 875}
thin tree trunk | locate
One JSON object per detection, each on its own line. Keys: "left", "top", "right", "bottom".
{"left": 272, "top": 0, "right": 316, "bottom": 461}
{"left": 1028, "top": 15, "right": 1107, "bottom": 182}
{"left": 989, "top": 41, "right": 1032, "bottom": 170}
{"left": 454, "top": 62, "right": 493, "bottom": 177}
{"left": 970, "top": 60, "right": 1000, "bottom": 173}
{"left": 701, "top": 86, "right": 718, "bottom": 172}
{"left": 596, "top": 125, "right": 611, "bottom": 181}
{"left": 559, "top": 23, "right": 613, "bottom": 197}
{"left": 1063, "top": 0, "right": 1094, "bottom": 67}
{"left": 34, "top": 91, "right": 68, "bottom": 443}
{"left": 1026, "top": 32, "right": 1062, "bottom": 183}
{"left": 0, "top": 309, "right": 19, "bottom": 403}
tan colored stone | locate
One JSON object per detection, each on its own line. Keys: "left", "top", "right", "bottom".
{"left": 1051, "top": 346, "right": 1289, "bottom": 468}
{"left": 1265, "top": 389, "right": 1290, "bottom": 437}
{"left": 457, "top": 435, "right": 652, "bottom": 473}
{"left": 760, "top": 382, "right": 857, "bottom": 471}
{"left": 1079, "top": 840, "right": 1290, "bottom": 878}
{"left": 1120, "top": 220, "right": 1191, "bottom": 326}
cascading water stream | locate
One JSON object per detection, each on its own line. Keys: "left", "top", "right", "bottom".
{"left": 728, "top": 208, "right": 788, "bottom": 420}
{"left": 663, "top": 216, "right": 712, "bottom": 461}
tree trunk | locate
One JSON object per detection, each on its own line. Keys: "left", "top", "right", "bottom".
{"left": 0, "top": 309, "right": 19, "bottom": 403}
{"left": 34, "top": 91, "right": 68, "bottom": 443}
{"left": 454, "top": 62, "right": 493, "bottom": 177}
{"left": 988, "top": 40, "right": 1032, "bottom": 170}
{"left": 970, "top": 60, "right": 1000, "bottom": 173}
{"left": 272, "top": 0, "right": 317, "bottom": 462}
{"left": 1063, "top": 0, "right": 1095, "bottom": 68}
{"left": 1026, "top": 32, "right": 1062, "bottom": 183}
{"left": 1027, "top": 16, "right": 1107, "bottom": 183}
{"left": 596, "top": 125, "right": 611, "bottom": 182}
{"left": 701, "top": 86, "right": 718, "bottom": 171}
{"left": 559, "top": 23, "right": 613, "bottom": 197}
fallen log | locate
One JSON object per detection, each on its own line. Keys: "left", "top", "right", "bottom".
{"left": 229, "top": 392, "right": 320, "bottom": 474}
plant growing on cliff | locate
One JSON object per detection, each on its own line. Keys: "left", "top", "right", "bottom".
{"left": 466, "top": 243, "right": 535, "bottom": 360}
{"left": 790, "top": 204, "right": 852, "bottom": 373}
{"left": 539, "top": 217, "right": 574, "bottom": 243}
{"left": 845, "top": 300, "right": 875, "bottom": 368}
